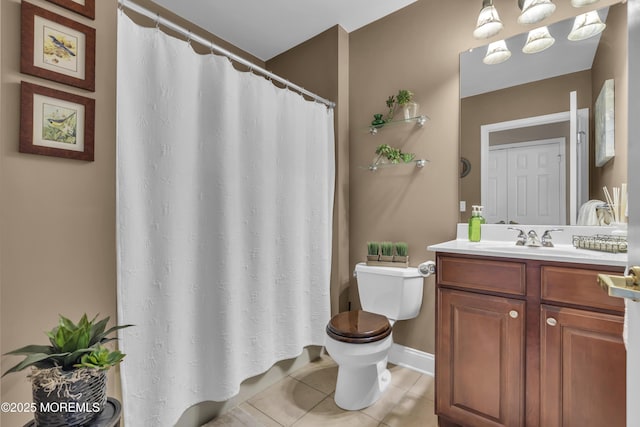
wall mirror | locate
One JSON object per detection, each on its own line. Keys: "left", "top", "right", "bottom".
{"left": 459, "top": 1, "right": 627, "bottom": 225}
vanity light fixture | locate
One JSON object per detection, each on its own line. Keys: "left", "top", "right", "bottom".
{"left": 568, "top": 10, "right": 606, "bottom": 41}
{"left": 483, "top": 40, "right": 512, "bottom": 64}
{"left": 571, "top": 0, "right": 600, "bottom": 7}
{"left": 517, "top": 0, "right": 556, "bottom": 25}
{"left": 473, "top": 0, "right": 504, "bottom": 39}
{"left": 522, "top": 26, "right": 555, "bottom": 53}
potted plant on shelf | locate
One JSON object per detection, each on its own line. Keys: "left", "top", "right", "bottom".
{"left": 367, "top": 241, "right": 380, "bottom": 262}
{"left": 385, "top": 89, "right": 418, "bottom": 122}
{"left": 2, "top": 314, "right": 132, "bottom": 427}
{"left": 375, "top": 144, "right": 416, "bottom": 164}
{"left": 393, "top": 242, "right": 409, "bottom": 266}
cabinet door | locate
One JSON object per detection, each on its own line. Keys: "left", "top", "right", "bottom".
{"left": 540, "top": 305, "right": 626, "bottom": 427}
{"left": 436, "top": 289, "right": 525, "bottom": 427}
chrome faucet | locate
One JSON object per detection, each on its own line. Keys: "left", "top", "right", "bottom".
{"left": 526, "top": 230, "right": 542, "bottom": 247}
{"left": 509, "top": 227, "right": 564, "bottom": 247}
{"left": 508, "top": 227, "right": 547, "bottom": 247}
{"left": 541, "top": 229, "right": 563, "bottom": 247}
{"left": 508, "top": 227, "right": 527, "bottom": 246}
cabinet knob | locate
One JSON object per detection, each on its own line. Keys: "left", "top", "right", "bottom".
{"left": 509, "top": 310, "right": 519, "bottom": 319}
{"left": 546, "top": 317, "right": 557, "bottom": 326}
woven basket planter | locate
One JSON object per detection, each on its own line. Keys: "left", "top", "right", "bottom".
{"left": 30, "top": 367, "right": 107, "bottom": 427}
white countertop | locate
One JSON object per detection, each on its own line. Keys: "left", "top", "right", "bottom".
{"left": 427, "top": 224, "right": 627, "bottom": 268}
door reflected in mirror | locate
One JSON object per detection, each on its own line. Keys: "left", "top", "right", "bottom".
{"left": 459, "top": 2, "right": 628, "bottom": 225}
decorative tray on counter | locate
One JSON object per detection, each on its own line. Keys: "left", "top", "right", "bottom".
{"left": 572, "top": 234, "right": 627, "bottom": 253}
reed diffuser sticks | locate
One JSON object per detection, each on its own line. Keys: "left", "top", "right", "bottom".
{"left": 603, "top": 184, "right": 627, "bottom": 224}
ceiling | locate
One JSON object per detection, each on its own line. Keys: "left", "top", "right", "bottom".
{"left": 152, "top": 0, "right": 417, "bottom": 61}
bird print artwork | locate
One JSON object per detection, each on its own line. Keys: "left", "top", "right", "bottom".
{"left": 42, "top": 28, "right": 78, "bottom": 72}
{"left": 48, "top": 35, "right": 76, "bottom": 57}
{"left": 42, "top": 104, "right": 78, "bottom": 144}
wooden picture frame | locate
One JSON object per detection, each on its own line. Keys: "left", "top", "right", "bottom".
{"left": 595, "top": 79, "right": 615, "bottom": 167}
{"left": 21, "top": 1, "right": 96, "bottom": 91}
{"left": 46, "top": 0, "right": 95, "bottom": 20}
{"left": 20, "top": 81, "right": 95, "bottom": 161}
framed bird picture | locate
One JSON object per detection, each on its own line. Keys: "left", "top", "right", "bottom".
{"left": 46, "top": 0, "right": 95, "bottom": 20}
{"left": 21, "top": 1, "right": 96, "bottom": 91}
{"left": 20, "top": 81, "right": 95, "bottom": 161}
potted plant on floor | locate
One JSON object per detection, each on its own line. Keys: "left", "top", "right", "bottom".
{"left": 2, "top": 314, "right": 132, "bottom": 427}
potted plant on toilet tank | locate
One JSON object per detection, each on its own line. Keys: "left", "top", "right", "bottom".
{"left": 2, "top": 314, "right": 132, "bottom": 427}
{"left": 365, "top": 241, "right": 409, "bottom": 267}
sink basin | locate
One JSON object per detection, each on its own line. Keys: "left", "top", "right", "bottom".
{"left": 472, "top": 243, "right": 595, "bottom": 259}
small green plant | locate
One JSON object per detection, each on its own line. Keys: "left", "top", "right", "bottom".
{"left": 396, "top": 90, "right": 413, "bottom": 105}
{"left": 385, "top": 89, "right": 414, "bottom": 121}
{"left": 2, "top": 314, "right": 133, "bottom": 376}
{"left": 375, "top": 144, "right": 416, "bottom": 164}
{"left": 394, "top": 242, "right": 409, "bottom": 257}
{"left": 367, "top": 241, "right": 380, "bottom": 256}
{"left": 381, "top": 241, "right": 394, "bottom": 257}
{"left": 75, "top": 345, "right": 126, "bottom": 370}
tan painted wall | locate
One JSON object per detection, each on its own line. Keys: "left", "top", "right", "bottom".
{"left": 348, "top": 0, "right": 621, "bottom": 354}
{"left": 460, "top": 70, "right": 593, "bottom": 222}
{"left": 591, "top": 2, "right": 628, "bottom": 201}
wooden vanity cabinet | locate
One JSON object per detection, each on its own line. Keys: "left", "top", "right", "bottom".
{"left": 435, "top": 253, "right": 625, "bottom": 427}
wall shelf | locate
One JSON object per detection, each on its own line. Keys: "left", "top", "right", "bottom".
{"left": 369, "top": 115, "right": 429, "bottom": 135}
{"left": 364, "top": 158, "right": 429, "bottom": 172}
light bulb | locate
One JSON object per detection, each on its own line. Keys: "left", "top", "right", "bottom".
{"left": 518, "top": 0, "right": 556, "bottom": 25}
{"left": 523, "top": 26, "right": 555, "bottom": 53}
{"left": 483, "top": 40, "right": 511, "bottom": 65}
{"left": 474, "top": 0, "right": 504, "bottom": 39}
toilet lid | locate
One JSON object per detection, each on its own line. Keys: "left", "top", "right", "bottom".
{"left": 326, "top": 310, "right": 391, "bottom": 344}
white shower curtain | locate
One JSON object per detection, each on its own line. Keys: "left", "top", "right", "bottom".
{"left": 116, "top": 13, "right": 334, "bottom": 426}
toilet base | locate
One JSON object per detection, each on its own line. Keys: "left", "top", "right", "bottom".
{"left": 334, "top": 357, "right": 391, "bottom": 410}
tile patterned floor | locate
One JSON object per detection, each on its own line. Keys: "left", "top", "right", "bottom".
{"left": 202, "top": 355, "right": 438, "bottom": 427}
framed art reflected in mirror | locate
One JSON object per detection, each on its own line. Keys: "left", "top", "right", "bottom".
{"left": 595, "top": 79, "right": 615, "bottom": 167}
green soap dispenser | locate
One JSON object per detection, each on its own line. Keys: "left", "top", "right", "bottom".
{"left": 468, "top": 205, "right": 485, "bottom": 242}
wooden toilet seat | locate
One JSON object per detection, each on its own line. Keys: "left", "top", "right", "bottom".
{"left": 326, "top": 310, "right": 391, "bottom": 344}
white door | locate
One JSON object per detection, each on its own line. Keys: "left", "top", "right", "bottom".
{"left": 627, "top": 0, "right": 639, "bottom": 424}
{"left": 487, "top": 139, "right": 565, "bottom": 224}
{"left": 486, "top": 149, "right": 507, "bottom": 223}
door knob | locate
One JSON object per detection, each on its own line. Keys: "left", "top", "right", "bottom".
{"left": 546, "top": 317, "right": 557, "bottom": 326}
{"left": 597, "top": 266, "right": 640, "bottom": 301}
{"left": 509, "top": 310, "right": 519, "bottom": 319}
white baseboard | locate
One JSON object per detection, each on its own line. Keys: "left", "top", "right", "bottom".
{"left": 388, "top": 343, "right": 434, "bottom": 376}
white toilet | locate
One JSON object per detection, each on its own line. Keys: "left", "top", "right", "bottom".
{"left": 325, "top": 263, "right": 424, "bottom": 410}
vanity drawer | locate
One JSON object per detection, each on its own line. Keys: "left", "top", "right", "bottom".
{"left": 438, "top": 255, "right": 526, "bottom": 296}
{"left": 541, "top": 266, "right": 625, "bottom": 313}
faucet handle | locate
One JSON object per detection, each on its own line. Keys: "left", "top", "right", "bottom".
{"left": 526, "top": 229, "right": 542, "bottom": 247}
{"left": 541, "top": 228, "right": 563, "bottom": 247}
{"left": 508, "top": 227, "right": 526, "bottom": 246}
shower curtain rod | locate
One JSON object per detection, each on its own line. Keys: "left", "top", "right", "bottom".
{"left": 118, "top": 0, "right": 336, "bottom": 109}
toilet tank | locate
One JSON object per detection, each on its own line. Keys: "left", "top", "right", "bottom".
{"left": 355, "top": 263, "right": 424, "bottom": 321}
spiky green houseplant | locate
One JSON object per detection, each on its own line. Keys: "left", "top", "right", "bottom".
{"left": 3, "top": 314, "right": 132, "bottom": 426}
{"left": 367, "top": 241, "right": 380, "bottom": 262}
{"left": 394, "top": 242, "right": 409, "bottom": 263}
{"left": 380, "top": 241, "right": 394, "bottom": 261}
